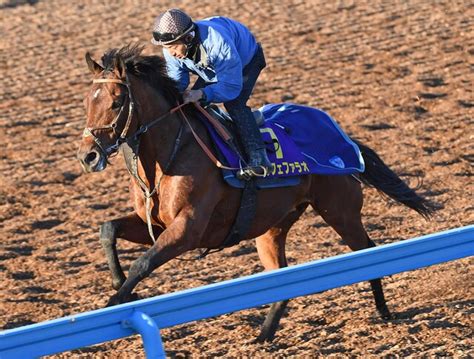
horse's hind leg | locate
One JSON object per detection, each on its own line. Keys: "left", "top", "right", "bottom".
{"left": 100, "top": 213, "right": 162, "bottom": 290}
{"left": 255, "top": 204, "right": 307, "bottom": 342}
{"left": 312, "top": 176, "right": 392, "bottom": 320}
{"left": 366, "top": 238, "right": 391, "bottom": 319}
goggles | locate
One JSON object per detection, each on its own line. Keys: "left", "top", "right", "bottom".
{"left": 152, "top": 23, "right": 194, "bottom": 45}
{"left": 152, "top": 32, "right": 179, "bottom": 43}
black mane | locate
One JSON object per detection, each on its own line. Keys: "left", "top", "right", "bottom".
{"left": 101, "top": 43, "right": 181, "bottom": 104}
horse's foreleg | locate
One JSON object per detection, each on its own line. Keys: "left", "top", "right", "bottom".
{"left": 106, "top": 215, "right": 200, "bottom": 306}
{"left": 100, "top": 213, "right": 162, "bottom": 290}
{"left": 255, "top": 228, "right": 288, "bottom": 343}
{"left": 255, "top": 205, "right": 306, "bottom": 342}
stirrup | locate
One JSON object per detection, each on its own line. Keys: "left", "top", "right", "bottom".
{"left": 236, "top": 165, "right": 270, "bottom": 180}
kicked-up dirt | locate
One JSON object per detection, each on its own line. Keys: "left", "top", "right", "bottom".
{"left": 0, "top": 0, "right": 473, "bottom": 357}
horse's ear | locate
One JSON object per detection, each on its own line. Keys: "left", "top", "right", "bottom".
{"left": 114, "top": 56, "right": 127, "bottom": 79}
{"left": 85, "top": 52, "right": 103, "bottom": 74}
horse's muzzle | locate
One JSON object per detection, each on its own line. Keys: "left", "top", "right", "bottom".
{"left": 77, "top": 147, "right": 107, "bottom": 173}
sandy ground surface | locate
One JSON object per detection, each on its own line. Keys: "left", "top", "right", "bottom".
{"left": 1, "top": 0, "right": 473, "bottom": 357}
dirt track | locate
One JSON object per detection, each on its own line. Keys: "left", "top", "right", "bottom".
{"left": 1, "top": 0, "right": 473, "bottom": 357}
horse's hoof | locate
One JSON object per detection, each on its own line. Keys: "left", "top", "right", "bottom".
{"left": 254, "top": 332, "right": 275, "bottom": 344}
{"left": 112, "top": 278, "right": 126, "bottom": 291}
{"left": 379, "top": 307, "right": 393, "bottom": 320}
{"left": 106, "top": 294, "right": 121, "bottom": 307}
{"left": 128, "top": 292, "right": 140, "bottom": 302}
{"left": 105, "top": 292, "right": 140, "bottom": 307}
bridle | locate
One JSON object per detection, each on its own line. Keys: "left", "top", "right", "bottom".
{"left": 83, "top": 73, "right": 187, "bottom": 158}
{"left": 83, "top": 75, "right": 136, "bottom": 157}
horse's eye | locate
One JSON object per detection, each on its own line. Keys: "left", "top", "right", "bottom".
{"left": 111, "top": 100, "right": 122, "bottom": 110}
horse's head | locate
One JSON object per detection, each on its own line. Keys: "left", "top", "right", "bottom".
{"left": 77, "top": 52, "right": 134, "bottom": 173}
{"left": 77, "top": 44, "right": 182, "bottom": 173}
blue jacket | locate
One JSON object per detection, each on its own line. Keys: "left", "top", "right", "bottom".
{"left": 163, "top": 16, "right": 259, "bottom": 103}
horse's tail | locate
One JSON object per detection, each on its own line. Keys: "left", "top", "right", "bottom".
{"left": 353, "top": 139, "right": 435, "bottom": 219}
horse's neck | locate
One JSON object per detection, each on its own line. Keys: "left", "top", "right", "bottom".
{"left": 140, "top": 117, "right": 182, "bottom": 173}
{"left": 130, "top": 85, "right": 184, "bottom": 183}
{"left": 129, "top": 82, "right": 214, "bottom": 189}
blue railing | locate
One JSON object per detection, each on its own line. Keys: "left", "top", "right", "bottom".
{"left": 1, "top": 225, "right": 473, "bottom": 358}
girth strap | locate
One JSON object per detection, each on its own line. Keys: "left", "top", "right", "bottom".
{"left": 198, "top": 179, "right": 258, "bottom": 258}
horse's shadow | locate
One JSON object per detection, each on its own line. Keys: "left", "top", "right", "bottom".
{"left": 2, "top": 317, "right": 37, "bottom": 330}
{"left": 0, "top": 0, "right": 39, "bottom": 9}
{"left": 370, "top": 299, "right": 472, "bottom": 328}
{"left": 165, "top": 350, "right": 193, "bottom": 358}
{"left": 225, "top": 244, "right": 257, "bottom": 257}
{"left": 237, "top": 299, "right": 471, "bottom": 342}
{"left": 239, "top": 311, "right": 266, "bottom": 328}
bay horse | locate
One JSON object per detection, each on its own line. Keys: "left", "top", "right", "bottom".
{"left": 77, "top": 44, "right": 433, "bottom": 342}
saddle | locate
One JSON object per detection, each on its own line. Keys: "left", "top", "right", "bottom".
{"left": 205, "top": 104, "right": 263, "bottom": 156}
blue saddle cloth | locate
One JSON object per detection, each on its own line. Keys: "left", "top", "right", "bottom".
{"left": 200, "top": 103, "right": 365, "bottom": 188}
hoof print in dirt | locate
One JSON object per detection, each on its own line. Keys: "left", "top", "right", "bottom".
{"left": 419, "top": 77, "right": 445, "bottom": 87}
{"left": 6, "top": 245, "right": 34, "bottom": 256}
{"left": 11, "top": 271, "right": 36, "bottom": 280}
{"left": 360, "top": 123, "right": 396, "bottom": 131}
{"left": 458, "top": 100, "right": 474, "bottom": 108}
{"left": 414, "top": 105, "right": 428, "bottom": 115}
{"left": 31, "top": 219, "right": 63, "bottom": 230}
{"left": 419, "top": 92, "right": 447, "bottom": 100}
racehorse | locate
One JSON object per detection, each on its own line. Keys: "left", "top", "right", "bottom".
{"left": 77, "top": 44, "right": 433, "bottom": 342}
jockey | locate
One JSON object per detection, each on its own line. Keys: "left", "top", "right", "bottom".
{"left": 151, "top": 8, "right": 272, "bottom": 178}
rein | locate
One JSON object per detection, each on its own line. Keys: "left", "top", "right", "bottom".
{"left": 180, "top": 103, "right": 243, "bottom": 172}
{"left": 84, "top": 76, "right": 234, "bottom": 170}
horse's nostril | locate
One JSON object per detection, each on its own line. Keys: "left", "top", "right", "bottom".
{"left": 84, "top": 151, "right": 98, "bottom": 165}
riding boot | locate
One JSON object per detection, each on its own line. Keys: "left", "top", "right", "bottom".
{"left": 228, "top": 106, "right": 272, "bottom": 179}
